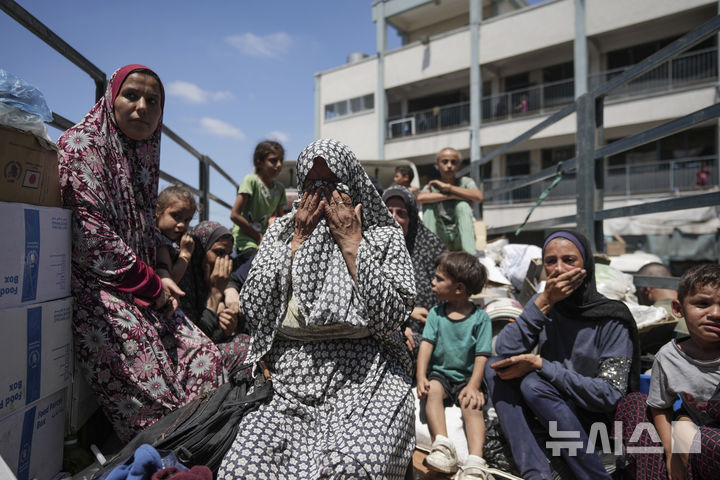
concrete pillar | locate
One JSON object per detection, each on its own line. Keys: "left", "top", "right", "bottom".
{"left": 376, "top": 1, "right": 387, "bottom": 160}
{"left": 574, "top": 0, "right": 588, "bottom": 98}
{"left": 470, "top": 0, "right": 483, "bottom": 218}
{"left": 314, "top": 74, "right": 321, "bottom": 139}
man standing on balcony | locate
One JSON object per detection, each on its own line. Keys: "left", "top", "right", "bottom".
{"left": 418, "top": 147, "right": 484, "bottom": 255}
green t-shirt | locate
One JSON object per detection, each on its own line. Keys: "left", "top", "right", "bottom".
{"left": 232, "top": 173, "right": 286, "bottom": 252}
{"left": 422, "top": 303, "right": 492, "bottom": 383}
{"left": 421, "top": 175, "right": 477, "bottom": 219}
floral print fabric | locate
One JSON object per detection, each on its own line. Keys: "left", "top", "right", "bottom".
{"left": 57, "top": 65, "right": 240, "bottom": 442}
{"left": 218, "top": 139, "right": 416, "bottom": 479}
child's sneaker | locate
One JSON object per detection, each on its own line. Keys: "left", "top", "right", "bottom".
{"left": 455, "top": 455, "right": 494, "bottom": 480}
{"left": 424, "top": 435, "right": 458, "bottom": 474}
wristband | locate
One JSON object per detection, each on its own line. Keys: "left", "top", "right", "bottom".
{"left": 179, "top": 252, "right": 192, "bottom": 262}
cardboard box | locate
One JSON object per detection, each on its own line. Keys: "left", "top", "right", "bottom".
{"left": 0, "top": 297, "right": 72, "bottom": 421}
{"left": 0, "top": 125, "right": 61, "bottom": 208}
{"left": 65, "top": 360, "right": 98, "bottom": 434}
{"left": 0, "top": 389, "right": 65, "bottom": 480}
{"left": 0, "top": 202, "right": 71, "bottom": 309}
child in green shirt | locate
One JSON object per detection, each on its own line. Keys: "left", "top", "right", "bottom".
{"left": 417, "top": 251, "right": 492, "bottom": 479}
{"left": 230, "top": 140, "right": 287, "bottom": 284}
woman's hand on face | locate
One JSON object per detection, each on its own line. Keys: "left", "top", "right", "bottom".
{"left": 536, "top": 267, "right": 586, "bottom": 312}
{"left": 207, "top": 255, "right": 232, "bottom": 292}
{"left": 292, "top": 189, "right": 327, "bottom": 256}
{"left": 490, "top": 354, "right": 542, "bottom": 380}
{"left": 325, "top": 189, "right": 362, "bottom": 253}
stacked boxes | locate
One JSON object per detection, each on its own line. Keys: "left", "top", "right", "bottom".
{"left": 0, "top": 126, "right": 73, "bottom": 480}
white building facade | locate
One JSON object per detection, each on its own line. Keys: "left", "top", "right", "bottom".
{"left": 314, "top": 0, "right": 718, "bottom": 238}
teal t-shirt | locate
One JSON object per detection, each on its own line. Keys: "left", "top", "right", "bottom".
{"left": 422, "top": 303, "right": 492, "bottom": 383}
{"left": 232, "top": 173, "right": 286, "bottom": 252}
{"left": 421, "top": 175, "right": 477, "bottom": 219}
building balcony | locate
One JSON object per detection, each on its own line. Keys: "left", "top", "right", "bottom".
{"left": 386, "top": 46, "right": 717, "bottom": 139}
{"left": 483, "top": 155, "right": 716, "bottom": 205}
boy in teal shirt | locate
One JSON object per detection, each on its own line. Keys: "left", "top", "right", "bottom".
{"left": 417, "top": 251, "right": 492, "bottom": 479}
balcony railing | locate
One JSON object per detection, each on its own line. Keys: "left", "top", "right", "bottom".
{"left": 589, "top": 47, "right": 718, "bottom": 99}
{"left": 386, "top": 47, "right": 717, "bottom": 138}
{"left": 483, "top": 156, "right": 717, "bottom": 205}
{"left": 388, "top": 101, "right": 470, "bottom": 138}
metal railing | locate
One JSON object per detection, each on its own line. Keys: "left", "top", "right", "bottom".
{"left": 589, "top": 47, "right": 718, "bottom": 99}
{"left": 483, "top": 155, "right": 717, "bottom": 205}
{"left": 387, "top": 46, "right": 718, "bottom": 137}
{"left": 1, "top": 0, "right": 236, "bottom": 219}
{"left": 461, "top": 14, "right": 720, "bottom": 253}
{"left": 388, "top": 101, "right": 470, "bottom": 138}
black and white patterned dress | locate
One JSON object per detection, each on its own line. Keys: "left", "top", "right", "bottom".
{"left": 219, "top": 139, "right": 417, "bottom": 479}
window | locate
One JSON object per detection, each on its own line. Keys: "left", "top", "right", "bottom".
{"left": 324, "top": 94, "right": 374, "bottom": 121}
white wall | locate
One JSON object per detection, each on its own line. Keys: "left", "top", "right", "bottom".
{"left": 384, "top": 129, "right": 470, "bottom": 161}
{"left": 385, "top": 29, "right": 470, "bottom": 89}
{"left": 320, "top": 111, "right": 380, "bottom": 160}
{"left": 319, "top": 57, "right": 376, "bottom": 104}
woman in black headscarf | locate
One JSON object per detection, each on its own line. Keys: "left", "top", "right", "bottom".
{"left": 484, "top": 230, "right": 639, "bottom": 480}
{"left": 383, "top": 185, "right": 447, "bottom": 353}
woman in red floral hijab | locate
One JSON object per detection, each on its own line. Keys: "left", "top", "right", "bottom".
{"left": 57, "top": 65, "right": 246, "bottom": 441}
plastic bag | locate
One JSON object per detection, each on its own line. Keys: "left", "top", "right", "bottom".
{"left": 595, "top": 263, "right": 637, "bottom": 303}
{"left": 0, "top": 69, "right": 53, "bottom": 141}
{"left": 0, "top": 103, "right": 51, "bottom": 141}
{"left": 0, "top": 69, "right": 52, "bottom": 121}
{"left": 499, "top": 243, "right": 542, "bottom": 291}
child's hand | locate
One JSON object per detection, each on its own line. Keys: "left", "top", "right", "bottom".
{"left": 410, "top": 307, "right": 429, "bottom": 324}
{"left": 417, "top": 377, "right": 431, "bottom": 399}
{"left": 179, "top": 234, "right": 194, "bottom": 256}
{"left": 458, "top": 385, "right": 485, "bottom": 410}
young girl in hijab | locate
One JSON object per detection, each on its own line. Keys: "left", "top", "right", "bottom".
{"left": 219, "top": 139, "right": 416, "bottom": 480}
{"left": 484, "top": 230, "right": 639, "bottom": 480}
{"left": 57, "top": 65, "right": 247, "bottom": 441}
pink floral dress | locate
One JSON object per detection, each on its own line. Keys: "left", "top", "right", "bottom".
{"left": 57, "top": 65, "right": 246, "bottom": 442}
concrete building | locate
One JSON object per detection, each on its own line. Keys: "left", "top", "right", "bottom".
{"left": 313, "top": 0, "right": 718, "bottom": 243}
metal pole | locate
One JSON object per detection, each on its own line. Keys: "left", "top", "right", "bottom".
{"left": 470, "top": 0, "right": 483, "bottom": 219}
{"left": 576, "top": 94, "right": 596, "bottom": 248}
{"left": 376, "top": 0, "right": 387, "bottom": 160}
{"left": 717, "top": 1, "right": 720, "bottom": 189}
{"left": 574, "top": 0, "right": 588, "bottom": 97}
{"left": 199, "top": 155, "right": 210, "bottom": 221}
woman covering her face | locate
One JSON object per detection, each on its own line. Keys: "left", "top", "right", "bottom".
{"left": 178, "top": 220, "right": 249, "bottom": 349}
{"left": 57, "top": 65, "right": 247, "bottom": 442}
{"left": 484, "top": 230, "right": 640, "bottom": 480}
{"left": 383, "top": 185, "right": 447, "bottom": 355}
{"left": 219, "top": 139, "right": 417, "bottom": 480}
